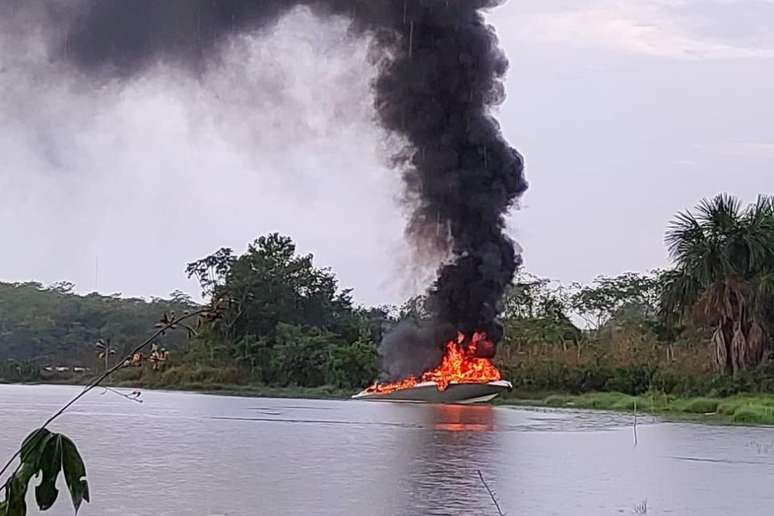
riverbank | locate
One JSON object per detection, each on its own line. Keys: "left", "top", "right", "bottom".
{"left": 3, "top": 374, "right": 356, "bottom": 400}
{"left": 14, "top": 375, "right": 774, "bottom": 425}
{"left": 500, "top": 391, "right": 774, "bottom": 425}
{"left": 111, "top": 380, "right": 355, "bottom": 399}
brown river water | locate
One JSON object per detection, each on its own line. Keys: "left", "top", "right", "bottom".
{"left": 1, "top": 384, "right": 773, "bottom": 515}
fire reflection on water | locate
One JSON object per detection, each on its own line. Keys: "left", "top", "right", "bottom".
{"left": 388, "top": 403, "right": 502, "bottom": 516}
{"left": 431, "top": 403, "right": 495, "bottom": 432}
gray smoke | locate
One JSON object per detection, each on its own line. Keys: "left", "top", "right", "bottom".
{"left": 2, "top": 0, "right": 527, "bottom": 379}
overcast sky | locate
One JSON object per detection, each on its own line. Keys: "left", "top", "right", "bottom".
{"left": 1, "top": 0, "right": 773, "bottom": 307}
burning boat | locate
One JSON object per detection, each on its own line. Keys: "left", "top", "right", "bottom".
{"left": 353, "top": 332, "right": 512, "bottom": 404}
{"left": 45, "top": 0, "right": 528, "bottom": 407}
{"left": 352, "top": 379, "right": 512, "bottom": 404}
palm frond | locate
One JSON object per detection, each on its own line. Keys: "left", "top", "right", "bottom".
{"left": 712, "top": 327, "right": 728, "bottom": 371}
{"left": 665, "top": 210, "right": 705, "bottom": 262}
{"left": 659, "top": 270, "right": 701, "bottom": 320}
{"left": 752, "top": 272, "right": 774, "bottom": 322}
{"left": 746, "top": 195, "right": 773, "bottom": 225}
{"left": 695, "top": 193, "right": 742, "bottom": 234}
{"left": 747, "top": 320, "right": 766, "bottom": 367}
{"left": 695, "top": 276, "right": 748, "bottom": 325}
{"left": 756, "top": 272, "right": 774, "bottom": 298}
{"left": 743, "top": 197, "right": 774, "bottom": 273}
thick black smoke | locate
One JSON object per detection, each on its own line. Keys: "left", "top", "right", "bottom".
{"left": 17, "top": 0, "right": 527, "bottom": 378}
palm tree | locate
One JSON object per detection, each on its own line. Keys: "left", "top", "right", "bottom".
{"left": 661, "top": 194, "right": 774, "bottom": 374}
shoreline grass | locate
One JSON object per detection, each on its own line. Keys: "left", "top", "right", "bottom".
{"left": 10, "top": 378, "right": 355, "bottom": 400}
{"left": 12, "top": 377, "right": 774, "bottom": 425}
{"left": 500, "top": 391, "right": 774, "bottom": 425}
{"left": 112, "top": 381, "right": 356, "bottom": 400}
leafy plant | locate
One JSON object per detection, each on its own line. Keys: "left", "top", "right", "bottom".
{"left": 0, "top": 307, "right": 219, "bottom": 516}
{"left": 0, "top": 429, "right": 89, "bottom": 516}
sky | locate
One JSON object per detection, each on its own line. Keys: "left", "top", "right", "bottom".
{"left": 1, "top": 0, "right": 773, "bottom": 307}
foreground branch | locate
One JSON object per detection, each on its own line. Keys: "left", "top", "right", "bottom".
{"left": 0, "top": 307, "right": 212, "bottom": 483}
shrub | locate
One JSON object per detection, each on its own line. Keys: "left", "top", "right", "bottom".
{"left": 567, "top": 364, "right": 612, "bottom": 393}
{"left": 717, "top": 399, "right": 745, "bottom": 415}
{"left": 606, "top": 365, "right": 655, "bottom": 395}
{"left": 650, "top": 369, "right": 680, "bottom": 394}
{"left": 583, "top": 392, "right": 632, "bottom": 409}
{"left": 544, "top": 394, "right": 574, "bottom": 407}
{"left": 732, "top": 405, "right": 774, "bottom": 424}
{"left": 681, "top": 397, "right": 719, "bottom": 414}
{"left": 160, "top": 366, "right": 186, "bottom": 386}
{"left": 326, "top": 339, "right": 378, "bottom": 389}
{"left": 189, "top": 366, "right": 241, "bottom": 384}
{"left": 610, "top": 394, "right": 646, "bottom": 411}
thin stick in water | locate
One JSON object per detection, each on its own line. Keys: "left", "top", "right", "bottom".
{"left": 633, "top": 398, "right": 638, "bottom": 446}
{"left": 477, "top": 469, "right": 505, "bottom": 516}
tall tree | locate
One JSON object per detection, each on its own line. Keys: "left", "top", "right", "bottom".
{"left": 570, "top": 272, "right": 661, "bottom": 331}
{"left": 188, "top": 234, "right": 355, "bottom": 342}
{"left": 661, "top": 194, "right": 774, "bottom": 374}
{"left": 501, "top": 274, "right": 580, "bottom": 353}
{"left": 185, "top": 234, "right": 377, "bottom": 387}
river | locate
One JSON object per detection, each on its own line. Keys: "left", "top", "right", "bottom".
{"left": 1, "top": 384, "right": 773, "bottom": 515}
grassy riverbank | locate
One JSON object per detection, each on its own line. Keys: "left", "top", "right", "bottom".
{"left": 16, "top": 372, "right": 774, "bottom": 425}
{"left": 110, "top": 380, "right": 355, "bottom": 399}
{"left": 48, "top": 382, "right": 774, "bottom": 425}
{"left": 9, "top": 371, "right": 356, "bottom": 400}
{"left": 501, "top": 391, "right": 774, "bottom": 424}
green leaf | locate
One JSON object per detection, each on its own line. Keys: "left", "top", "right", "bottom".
{"left": 20, "top": 428, "right": 53, "bottom": 463}
{"left": 5, "top": 461, "right": 35, "bottom": 516}
{"left": 6, "top": 488, "right": 26, "bottom": 516}
{"left": 1, "top": 430, "right": 90, "bottom": 516}
{"left": 3, "top": 431, "right": 52, "bottom": 516}
{"left": 60, "top": 436, "right": 89, "bottom": 513}
{"left": 35, "top": 434, "right": 64, "bottom": 511}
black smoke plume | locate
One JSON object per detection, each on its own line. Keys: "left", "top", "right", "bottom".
{"left": 11, "top": 0, "right": 527, "bottom": 379}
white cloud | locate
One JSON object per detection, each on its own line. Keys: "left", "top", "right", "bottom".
{"left": 513, "top": 1, "right": 774, "bottom": 59}
{"left": 697, "top": 141, "right": 774, "bottom": 157}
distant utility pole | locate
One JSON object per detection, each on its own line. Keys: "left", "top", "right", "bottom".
{"left": 95, "top": 338, "right": 116, "bottom": 370}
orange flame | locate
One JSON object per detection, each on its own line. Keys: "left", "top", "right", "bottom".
{"left": 366, "top": 332, "right": 501, "bottom": 395}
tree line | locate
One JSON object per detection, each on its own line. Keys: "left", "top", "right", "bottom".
{"left": 499, "top": 194, "right": 774, "bottom": 395}
{"left": 0, "top": 282, "right": 195, "bottom": 379}
{"left": 1, "top": 194, "right": 773, "bottom": 395}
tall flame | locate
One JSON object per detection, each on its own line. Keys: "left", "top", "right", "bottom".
{"left": 366, "top": 332, "right": 501, "bottom": 395}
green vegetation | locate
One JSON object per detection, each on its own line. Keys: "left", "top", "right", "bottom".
{"left": 0, "top": 235, "right": 390, "bottom": 392}
{"left": 513, "top": 392, "right": 774, "bottom": 424}
{"left": 497, "top": 195, "right": 774, "bottom": 401}
{"left": 2, "top": 196, "right": 774, "bottom": 411}
{"left": 4, "top": 194, "right": 774, "bottom": 515}
{"left": 661, "top": 194, "right": 774, "bottom": 375}
{"left": 0, "top": 308, "right": 209, "bottom": 516}
{"left": 182, "top": 233, "right": 385, "bottom": 390}
{"left": 0, "top": 281, "right": 195, "bottom": 368}
{"left": 0, "top": 429, "right": 89, "bottom": 516}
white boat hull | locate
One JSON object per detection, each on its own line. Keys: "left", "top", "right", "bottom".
{"left": 351, "top": 380, "right": 512, "bottom": 404}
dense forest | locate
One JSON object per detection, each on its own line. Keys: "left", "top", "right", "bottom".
{"left": 2, "top": 194, "right": 773, "bottom": 397}
{"left": 0, "top": 282, "right": 195, "bottom": 370}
